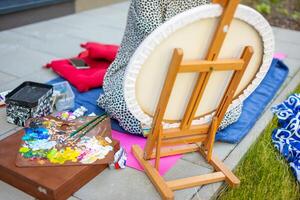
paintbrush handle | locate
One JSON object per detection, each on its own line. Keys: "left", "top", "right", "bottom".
{"left": 69, "top": 114, "right": 106, "bottom": 138}
{"left": 73, "top": 116, "right": 107, "bottom": 142}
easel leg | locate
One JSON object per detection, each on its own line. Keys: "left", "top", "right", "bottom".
{"left": 155, "top": 126, "right": 163, "bottom": 170}
{"left": 199, "top": 149, "right": 240, "bottom": 187}
{"left": 132, "top": 145, "right": 174, "bottom": 200}
{"left": 204, "top": 117, "right": 218, "bottom": 161}
{"left": 209, "top": 156, "right": 240, "bottom": 187}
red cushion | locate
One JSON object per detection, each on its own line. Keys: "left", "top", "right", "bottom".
{"left": 46, "top": 43, "right": 119, "bottom": 92}
{"left": 81, "top": 42, "right": 119, "bottom": 61}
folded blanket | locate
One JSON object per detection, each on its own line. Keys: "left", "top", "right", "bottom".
{"left": 216, "top": 59, "right": 289, "bottom": 143}
{"left": 45, "top": 42, "right": 119, "bottom": 92}
{"left": 272, "top": 93, "right": 300, "bottom": 182}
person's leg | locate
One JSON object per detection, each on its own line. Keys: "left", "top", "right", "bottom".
{"left": 98, "top": 0, "right": 164, "bottom": 135}
{"left": 164, "top": 0, "right": 210, "bottom": 20}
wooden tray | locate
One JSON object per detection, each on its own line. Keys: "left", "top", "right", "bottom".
{"left": 0, "top": 130, "right": 119, "bottom": 200}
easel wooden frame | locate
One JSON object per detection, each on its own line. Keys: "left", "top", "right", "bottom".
{"left": 132, "top": 0, "right": 254, "bottom": 199}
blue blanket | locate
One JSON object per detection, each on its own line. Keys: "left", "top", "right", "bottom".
{"left": 47, "top": 80, "right": 127, "bottom": 133}
{"left": 216, "top": 59, "right": 289, "bottom": 143}
{"left": 49, "top": 58, "right": 289, "bottom": 143}
{"left": 272, "top": 94, "right": 300, "bottom": 182}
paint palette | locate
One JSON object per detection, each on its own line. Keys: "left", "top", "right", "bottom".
{"left": 16, "top": 115, "right": 115, "bottom": 167}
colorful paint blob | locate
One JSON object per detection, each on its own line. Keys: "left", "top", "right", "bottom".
{"left": 19, "top": 117, "right": 113, "bottom": 165}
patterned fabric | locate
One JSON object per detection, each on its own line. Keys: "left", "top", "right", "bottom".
{"left": 219, "top": 103, "right": 243, "bottom": 131}
{"left": 272, "top": 93, "right": 300, "bottom": 182}
{"left": 98, "top": 0, "right": 242, "bottom": 135}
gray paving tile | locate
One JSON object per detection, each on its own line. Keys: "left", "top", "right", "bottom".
{"left": 51, "top": 5, "right": 128, "bottom": 32}
{"left": 11, "top": 20, "right": 80, "bottom": 40}
{"left": 0, "top": 128, "right": 21, "bottom": 141}
{"left": 192, "top": 182, "right": 223, "bottom": 200}
{"left": 213, "top": 142, "right": 236, "bottom": 160}
{"left": 182, "top": 152, "right": 212, "bottom": 170}
{"left": 164, "top": 159, "right": 213, "bottom": 200}
{"left": 164, "top": 159, "right": 211, "bottom": 181}
{"left": 0, "top": 181, "right": 34, "bottom": 200}
{"left": 0, "top": 71, "right": 17, "bottom": 86}
{"left": 284, "top": 57, "right": 300, "bottom": 77}
{"left": 82, "top": 8, "right": 129, "bottom": 30}
{"left": 0, "top": 28, "right": 82, "bottom": 58}
{"left": 12, "top": 17, "right": 123, "bottom": 45}
{"left": 0, "top": 179, "right": 81, "bottom": 200}
{"left": 0, "top": 46, "right": 56, "bottom": 77}
{"left": 275, "top": 40, "right": 300, "bottom": 60}
{"left": 273, "top": 26, "right": 300, "bottom": 45}
{"left": 73, "top": 1, "right": 129, "bottom": 29}
{"left": 0, "top": 108, "right": 18, "bottom": 136}
{"left": 0, "top": 69, "right": 57, "bottom": 92}
{"left": 0, "top": 3, "right": 128, "bottom": 58}
{"left": 75, "top": 159, "right": 213, "bottom": 200}
{"left": 62, "top": 25, "right": 123, "bottom": 44}
{"left": 74, "top": 167, "right": 161, "bottom": 200}
{"left": 181, "top": 142, "right": 236, "bottom": 169}
{"left": 88, "top": 0, "right": 129, "bottom": 12}
{"left": 50, "top": 12, "right": 109, "bottom": 29}
{"left": 19, "top": 32, "right": 83, "bottom": 58}
{"left": 68, "top": 196, "right": 81, "bottom": 200}
{"left": 0, "top": 31, "right": 35, "bottom": 56}
{"left": 25, "top": 68, "right": 58, "bottom": 83}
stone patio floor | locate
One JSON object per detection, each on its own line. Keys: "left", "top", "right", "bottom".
{"left": 0, "top": 2, "right": 300, "bottom": 200}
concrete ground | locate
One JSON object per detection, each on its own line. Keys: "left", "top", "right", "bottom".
{"left": 0, "top": 1, "right": 300, "bottom": 200}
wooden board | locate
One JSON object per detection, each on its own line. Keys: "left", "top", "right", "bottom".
{"left": 16, "top": 117, "right": 115, "bottom": 167}
{"left": 0, "top": 130, "right": 119, "bottom": 200}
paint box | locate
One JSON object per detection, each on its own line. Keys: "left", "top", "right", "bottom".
{"left": 5, "top": 81, "right": 53, "bottom": 126}
{"left": 0, "top": 129, "right": 120, "bottom": 200}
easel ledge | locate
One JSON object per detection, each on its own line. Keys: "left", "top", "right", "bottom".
{"left": 132, "top": 0, "right": 253, "bottom": 199}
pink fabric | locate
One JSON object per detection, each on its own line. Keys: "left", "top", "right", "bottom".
{"left": 274, "top": 52, "right": 287, "bottom": 60}
{"left": 112, "top": 130, "right": 182, "bottom": 175}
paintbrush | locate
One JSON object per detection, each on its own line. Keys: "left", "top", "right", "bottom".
{"left": 62, "top": 114, "right": 107, "bottom": 146}
{"left": 72, "top": 119, "right": 107, "bottom": 143}
{"left": 67, "top": 114, "right": 107, "bottom": 139}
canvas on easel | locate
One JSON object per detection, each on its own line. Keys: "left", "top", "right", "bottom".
{"left": 123, "top": 0, "right": 274, "bottom": 199}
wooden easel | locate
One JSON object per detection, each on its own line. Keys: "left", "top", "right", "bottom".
{"left": 132, "top": 0, "right": 253, "bottom": 199}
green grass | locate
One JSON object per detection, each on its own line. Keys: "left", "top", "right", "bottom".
{"left": 218, "top": 84, "right": 300, "bottom": 200}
